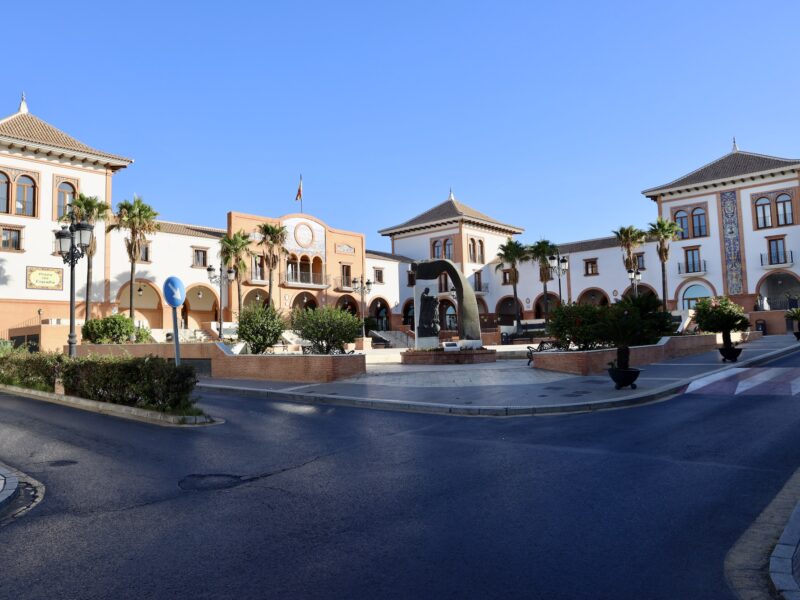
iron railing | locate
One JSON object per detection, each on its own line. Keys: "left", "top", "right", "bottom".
{"left": 761, "top": 250, "right": 794, "bottom": 266}
{"left": 283, "top": 272, "right": 328, "bottom": 286}
{"left": 678, "top": 259, "right": 707, "bottom": 274}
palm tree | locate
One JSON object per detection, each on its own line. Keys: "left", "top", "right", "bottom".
{"left": 62, "top": 194, "right": 110, "bottom": 321}
{"left": 648, "top": 217, "right": 682, "bottom": 312}
{"left": 219, "top": 230, "right": 253, "bottom": 319}
{"left": 107, "top": 196, "right": 159, "bottom": 320}
{"left": 256, "top": 222, "right": 288, "bottom": 308}
{"left": 527, "top": 239, "right": 557, "bottom": 321}
{"left": 495, "top": 238, "right": 531, "bottom": 328}
{"left": 612, "top": 225, "right": 647, "bottom": 271}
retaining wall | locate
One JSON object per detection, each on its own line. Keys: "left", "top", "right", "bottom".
{"left": 73, "top": 342, "right": 366, "bottom": 383}
{"left": 533, "top": 331, "right": 762, "bottom": 376}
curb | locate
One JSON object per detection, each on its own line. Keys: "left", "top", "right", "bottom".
{"left": 0, "top": 384, "right": 218, "bottom": 427}
{"left": 198, "top": 342, "right": 800, "bottom": 417}
{"left": 0, "top": 463, "right": 19, "bottom": 511}
{"left": 771, "top": 502, "right": 800, "bottom": 599}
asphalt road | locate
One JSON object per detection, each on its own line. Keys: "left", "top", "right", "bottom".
{"left": 2, "top": 354, "right": 800, "bottom": 599}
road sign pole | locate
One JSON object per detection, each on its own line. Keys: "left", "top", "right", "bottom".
{"left": 172, "top": 306, "right": 181, "bottom": 367}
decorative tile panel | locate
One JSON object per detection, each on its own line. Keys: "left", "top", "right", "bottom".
{"left": 721, "top": 190, "right": 744, "bottom": 294}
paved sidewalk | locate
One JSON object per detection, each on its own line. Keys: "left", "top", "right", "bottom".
{"left": 198, "top": 334, "right": 800, "bottom": 416}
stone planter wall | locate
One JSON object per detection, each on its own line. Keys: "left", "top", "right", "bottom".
{"left": 73, "top": 342, "right": 366, "bottom": 383}
{"left": 401, "top": 349, "right": 497, "bottom": 365}
{"left": 533, "top": 331, "right": 762, "bottom": 376}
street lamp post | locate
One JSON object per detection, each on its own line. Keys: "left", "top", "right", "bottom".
{"left": 627, "top": 268, "right": 642, "bottom": 298}
{"left": 547, "top": 252, "right": 569, "bottom": 301}
{"left": 55, "top": 216, "right": 94, "bottom": 358}
{"left": 543, "top": 251, "right": 569, "bottom": 322}
{"left": 352, "top": 276, "right": 373, "bottom": 339}
{"left": 207, "top": 262, "right": 236, "bottom": 339}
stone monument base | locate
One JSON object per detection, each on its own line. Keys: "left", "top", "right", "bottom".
{"left": 401, "top": 348, "right": 497, "bottom": 365}
{"left": 415, "top": 336, "right": 440, "bottom": 350}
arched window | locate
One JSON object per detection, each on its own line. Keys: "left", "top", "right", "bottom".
{"left": 15, "top": 176, "right": 35, "bottom": 217}
{"left": 755, "top": 197, "right": 772, "bottom": 229}
{"left": 777, "top": 194, "right": 794, "bottom": 226}
{"left": 674, "top": 211, "right": 689, "bottom": 239}
{"left": 431, "top": 241, "right": 441, "bottom": 259}
{"left": 682, "top": 284, "right": 711, "bottom": 310}
{"left": 443, "top": 239, "right": 453, "bottom": 260}
{"left": 443, "top": 304, "right": 457, "bottom": 330}
{"left": 0, "top": 173, "right": 7, "bottom": 214}
{"left": 691, "top": 208, "right": 707, "bottom": 237}
{"left": 287, "top": 254, "right": 299, "bottom": 281}
{"left": 478, "top": 240, "right": 485, "bottom": 263}
{"left": 57, "top": 182, "right": 74, "bottom": 220}
{"left": 469, "top": 239, "right": 476, "bottom": 262}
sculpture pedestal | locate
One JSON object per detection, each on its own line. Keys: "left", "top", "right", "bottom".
{"left": 415, "top": 336, "right": 440, "bottom": 350}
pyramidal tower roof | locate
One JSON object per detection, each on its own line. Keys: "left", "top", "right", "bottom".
{"left": 0, "top": 94, "right": 132, "bottom": 170}
{"left": 643, "top": 142, "right": 800, "bottom": 198}
{"left": 379, "top": 191, "right": 523, "bottom": 236}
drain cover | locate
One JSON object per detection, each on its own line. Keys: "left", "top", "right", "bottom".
{"left": 178, "top": 474, "right": 243, "bottom": 491}
{"left": 48, "top": 460, "right": 77, "bottom": 467}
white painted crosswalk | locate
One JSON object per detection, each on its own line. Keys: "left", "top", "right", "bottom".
{"left": 685, "top": 367, "right": 800, "bottom": 397}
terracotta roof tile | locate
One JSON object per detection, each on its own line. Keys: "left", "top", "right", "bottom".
{"left": 643, "top": 150, "right": 800, "bottom": 195}
{"left": 366, "top": 249, "right": 415, "bottom": 263}
{"left": 0, "top": 112, "right": 131, "bottom": 164}
{"left": 156, "top": 221, "right": 225, "bottom": 240}
{"left": 379, "top": 198, "right": 523, "bottom": 235}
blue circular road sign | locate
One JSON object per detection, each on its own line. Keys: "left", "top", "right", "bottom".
{"left": 163, "top": 276, "right": 186, "bottom": 308}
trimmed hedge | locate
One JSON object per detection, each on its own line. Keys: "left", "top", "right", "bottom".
{"left": 291, "top": 307, "right": 361, "bottom": 354}
{"left": 0, "top": 351, "right": 63, "bottom": 392}
{"left": 0, "top": 352, "right": 198, "bottom": 414}
{"left": 82, "top": 314, "right": 135, "bottom": 344}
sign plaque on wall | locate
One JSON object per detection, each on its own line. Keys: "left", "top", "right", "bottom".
{"left": 26, "top": 266, "right": 63, "bottom": 290}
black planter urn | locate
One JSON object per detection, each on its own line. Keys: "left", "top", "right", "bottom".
{"left": 608, "top": 367, "right": 641, "bottom": 390}
{"left": 719, "top": 346, "right": 743, "bottom": 362}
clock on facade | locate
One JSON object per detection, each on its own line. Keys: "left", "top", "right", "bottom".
{"left": 294, "top": 223, "right": 314, "bottom": 248}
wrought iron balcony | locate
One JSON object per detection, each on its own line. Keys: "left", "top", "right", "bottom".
{"left": 678, "top": 260, "right": 707, "bottom": 276}
{"left": 282, "top": 272, "right": 329, "bottom": 289}
{"left": 333, "top": 276, "right": 354, "bottom": 292}
{"left": 761, "top": 250, "right": 794, "bottom": 268}
{"left": 472, "top": 282, "right": 489, "bottom": 294}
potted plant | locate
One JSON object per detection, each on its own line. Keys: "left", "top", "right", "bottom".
{"left": 786, "top": 308, "right": 800, "bottom": 341}
{"left": 693, "top": 297, "right": 750, "bottom": 362}
{"left": 600, "top": 303, "right": 643, "bottom": 390}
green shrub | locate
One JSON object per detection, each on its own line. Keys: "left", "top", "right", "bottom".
{"left": 694, "top": 297, "right": 750, "bottom": 348}
{"left": 598, "top": 294, "right": 675, "bottom": 369}
{"left": 237, "top": 303, "right": 285, "bottom": 353}
{"left": 546, "top": 303, "right": 608, "bottom": 350}
{"left": 82, "top": 314, "right": 135, "bottom": 344}
{"left": 0, "top": 351, "right": 64, "bottom": 392}
{"left": 134, "top": 326, "right": 154, "bottom": 343}
{"left": 61, "top": 355, "right": 198, "bottom": 414}
{"left": 291, "top": 307, "right": 361, "bottom": 354}
{"left": 0, "top": 352, "right": 199, "bottom": 414}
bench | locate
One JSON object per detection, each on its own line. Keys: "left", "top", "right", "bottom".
{"left": 526, "top": 340, "right": 561, "bottom": 365}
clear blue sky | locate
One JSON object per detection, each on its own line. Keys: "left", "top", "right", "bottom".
{"left": 6, "top": 1, "right": 800, "bottom": 251}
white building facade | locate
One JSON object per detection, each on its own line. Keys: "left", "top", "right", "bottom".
{"left": 2, "top": 97, "right": 797, "bottom": 350}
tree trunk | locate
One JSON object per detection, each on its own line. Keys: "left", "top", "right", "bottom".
{"left": 543, "top": 281, "right": 550, "bottom": 322}
{"left": 660, "top": 259, "right": 668, "bottom": 313}
{"left": 128, "top": 260, "right": 135, "bottom": 320}
{"left": 85, "top": 254, "right": 93, "bottom": 321}
{"left": 236, "top": 277, "right": 243, "bottom": 319}
{"left": 617, "top": 346, "right": 630, "bottom": 370}
{"left": 267, "top": 257, "right": 274, "bottom": 309}
{"left": 512, "top": 281, "right": 520, "bottom": 328}
{"left": 722, "top": 330, "right": 732, "bottom": 349}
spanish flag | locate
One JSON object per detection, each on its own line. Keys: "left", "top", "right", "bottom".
{"left": 295, "top": 175, "right": 303, "bottom": 202}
